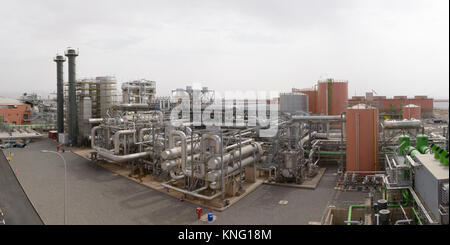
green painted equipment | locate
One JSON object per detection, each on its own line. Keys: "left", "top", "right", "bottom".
{"left": 444, "top": 153, "right": 449, "bottom": 166}
{"left": 435, "top": 148, "right": 443, "bottom": 160}
{"left": 439, "top": 150, "right": 448, "bottom": 166}
{"left": 416, "top": 134, "right": 430, "bottom": 154}
{"left": 398, "top": 134, "right": 410, "bottom": 155}
{"left": 405, "top": 146, "right": 420, "bottom": 158}
{"left": 430, "top": 144, "right": 439, "bottom": 152}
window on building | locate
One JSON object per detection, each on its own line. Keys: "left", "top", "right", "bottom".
{"left": 23, "top": 114, "right": 29, "bottom": 120}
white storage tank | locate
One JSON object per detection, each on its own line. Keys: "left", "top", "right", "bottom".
{"left": 279, "top": 92, "right": 309, "bottom": 114}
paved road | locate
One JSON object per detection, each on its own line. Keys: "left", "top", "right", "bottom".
{"left": 4, "top": 139, "right": 198, "bottom": 225}
{"left": 0, "top": 148, "right": 43, "bottom": 225}
{"left": 4, "top": 138, "right": 364, "bottom": 225}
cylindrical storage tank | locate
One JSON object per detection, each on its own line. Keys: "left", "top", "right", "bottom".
{"left": 96, "top": 76, "right": 117, "bottom": 118}
{"left": 402, "top": 104, "right": 421, "bottom": 120}
{"left": 279, "top": 92, "right": 308, "bottom": 114}
{"left": 378, "top": 209, "right": 391, "bottom": 225}
{"left": 317, "top": 79, "right": 348, "bottom": 115}
{"left": 293, "top": 88, "right": 317, "bottom": 113}
{"left": 377, "top": 199, "right": 388, "bottom": 210}
{"left": 346, "top": 104, "right": 378, "bottom": 171}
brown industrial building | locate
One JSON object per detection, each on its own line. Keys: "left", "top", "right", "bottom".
{"left": 0, "top": 97, "right": 31, "bottom": 125}
{"left": 402, "top": 104, "right": 421, "bottom": 120}
{"left": 348, "top": 94, "right": 433, "bottom": 118}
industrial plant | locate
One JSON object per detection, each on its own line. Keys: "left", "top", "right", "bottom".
{"left": 4, "top": 44, "right": 449, "bottom": 227}
{"left": 0, "top": 45, "right": 448, "bottom": 227}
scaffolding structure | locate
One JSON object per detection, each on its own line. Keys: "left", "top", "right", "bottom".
{"left": 121, "top": 79, "right": 156, "bottom": 104}
{"left": 63, "top": 76, "right": 118, "bottom": 145}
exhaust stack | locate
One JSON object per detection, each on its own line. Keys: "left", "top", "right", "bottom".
{"left": 53, "top": 54, "right": 66, "bottom": 134}
{"left": 65, "top": 47, "right": 79, "bottom": 145}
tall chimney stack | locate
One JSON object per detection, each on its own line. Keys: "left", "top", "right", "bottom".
{"left": 53, "top": 54, "right": 66, "bottom": 134}
{"left": 65, "top": 47, "right": 79, "bottom": 146}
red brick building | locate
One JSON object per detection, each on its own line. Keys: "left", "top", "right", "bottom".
{"left": 402, "top": 104, "right": 421, "bottom": 120}
{"left": 0, "top": 97, "right": 32, "bottom": 125}
{"left": 348, "top": 94, "right": 433, "bottom": 118}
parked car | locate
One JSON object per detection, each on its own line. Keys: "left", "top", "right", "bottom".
{"left": 432, "top": 119, "right": 447, "bottom": 124}
{"left": 0, "top": 141, "right": 15, "bottom": 149}
{"left": 14, "top": 141, "right": 28, "bottom": 148}
{"left": 0, "top": 140, "right": 28, "bottom": 149}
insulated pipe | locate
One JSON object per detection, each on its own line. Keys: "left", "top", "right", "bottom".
{"left": 383, "top": 119, "right": 422, "bottom": 129}
{"left": 149, "top": 110, "right": 164, "bottom": 124}
{"left": 201, "top": 134, "right": 222, "bottom": 154}
{"left": 162, "top": 140, "right": 255, "bottom": 171}
{"left": 96, "top": 148, "right": 151, "bottom": 163}
{"left": 394, "top": 215, "right": 409, "bottom": 225}
{"left": 291, "top": 115, "right": 345, "bottom": 121}
{"left": 305, "top": 151, "right": 345, "bottom": 156}
{"left": 311, "top": 132, "right": 342, "bottom": 139}
{"left": 300, "top": 134, "right": 311, "bottom": 146}
{"left": 168, "top": 130, "right": 187, "bottom": 172}
{"left": 92, "top": 127, "right": 152, "bottom": 163}
{"left": 411, "top": 207, "right": 423, "bottom": 225}
{"left": 91, "top": 126, "right": 102, "bottom": 149}
{"left": 115, "top": 103, "right": 158, "bottom": 112}
{"left": 88, "top": 118, "right": 104, "bottom": 124}
{"left": 114, "top": 130, "right": 136, "bottom": 154}
{"left": 161, "top": 153, "right": 201, "bottom": 171}
{"left": 207, "top": 142, "right": 262, "bottom": 170}
{"left": 169, "top": 170, "right": 184, "bottom": 180}
{"left": 347, "top": 205, "right": 365, "bottom": 225}
{"left": 139, "top": 128, "right": 152, "bottom": 143}
{"left": 207, "top": 155, "right": 257, "bottom": 183}
{"left": 225, "top": 139, "right": 253, "bottom": 151}
{"left": 138, "top": 128, "right": 153, "bottom": 152}
{"left": 162, "top": 142, "right": 200, "bottom": 160}
{"left": 161, "top": 180, "right": 222, "bottom": 200}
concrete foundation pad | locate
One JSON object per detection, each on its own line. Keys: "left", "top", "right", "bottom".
{"left": 263, "top": 167, "right": 327, "bottom": 189}
{"left": 71, "top": 148, "right": 263, "bottom": 212}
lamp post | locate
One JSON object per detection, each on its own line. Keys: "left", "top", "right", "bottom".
{"left": 41, "top": 150, "right": 67, "bottom": 225}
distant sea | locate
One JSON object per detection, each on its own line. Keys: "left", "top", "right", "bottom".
{"left": 434, "top": 101, "right": 449, "bottom": 110}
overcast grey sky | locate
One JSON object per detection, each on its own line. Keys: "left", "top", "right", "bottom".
{"left": 0, "top": 0, "right": 448, "bottom": 99}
